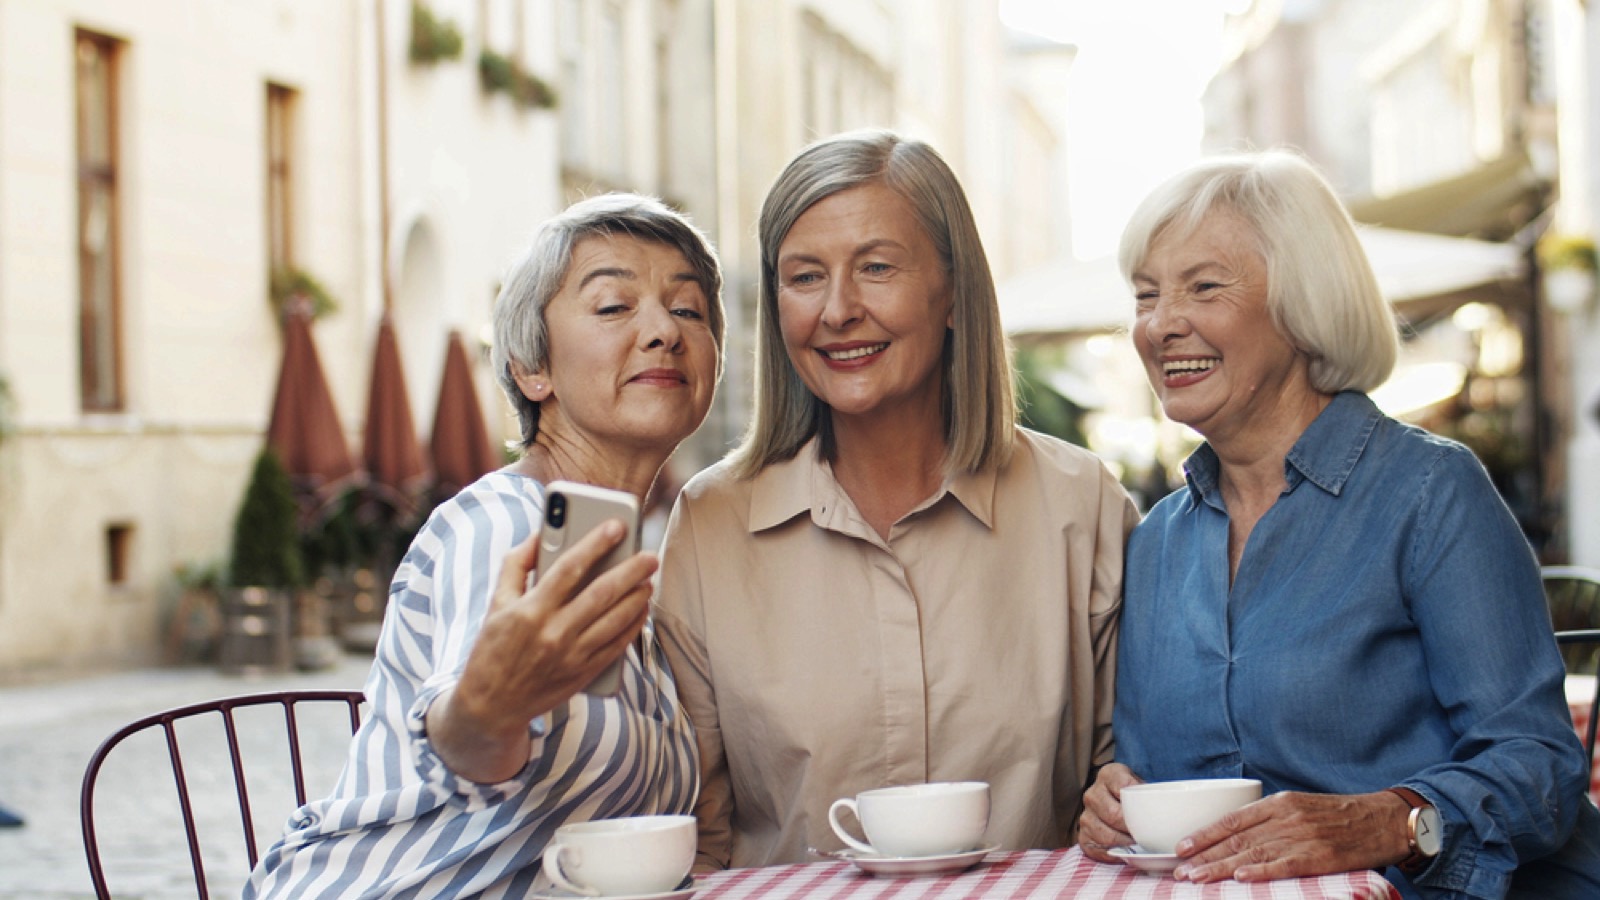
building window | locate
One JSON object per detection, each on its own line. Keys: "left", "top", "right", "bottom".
{"left": 595, "top": 0, "right": 625, "bottom": 180}
{"left": 266, "top": 83, "right": 297, "bottom": 274}
{"left": 559, "top": 0, "right": 589, "bottom": 168}
{"left": 106, "top": 523, "right": 134, "bottom": 586}
{"left": 76, "top": 30, "right": 123, "bottom": 412}
{"left": 799, "top": 14, "right": 893, "bottom": 139}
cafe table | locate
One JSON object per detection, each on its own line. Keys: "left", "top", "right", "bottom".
{"left": 692, "top": 847, "right": 1400, "bottom": 899}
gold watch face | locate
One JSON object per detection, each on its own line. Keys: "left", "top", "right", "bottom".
{"left": 1414, "top": 805, "right": 1442, "bottom": 857}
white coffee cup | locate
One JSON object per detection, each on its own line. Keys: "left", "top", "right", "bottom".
{"left": 1120, "top": 778, "right": 1262, "bottom": 854}
{"left": 541, "top": 814, "right": 695, "bottom": 897}
{"left": 827, "top": 781, "right": 989, "bottom": 858}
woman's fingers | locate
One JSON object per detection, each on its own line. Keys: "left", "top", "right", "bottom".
{"left": 1078, "top": 763, "right": 1141, "bottom": 862}
{"left": 1172, "top": 791, "right": 1405, "bottom": 883}
{"left": 490, "top": 534, "right": 541, "bottom": 611}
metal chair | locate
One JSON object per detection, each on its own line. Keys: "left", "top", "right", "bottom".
{"left": 1558, "top": 629, "right": 1600, "bottom": 778}
{"left": 1545, "top": 566, "right": 1600, "bottom": 674}
{"left": 79, "top": 689, "right": 365, "bottom": 899}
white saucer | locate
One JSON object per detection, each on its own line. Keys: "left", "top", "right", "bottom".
{"left": 529, "top": 876, "right": 697, "bottom": 900}
{"left": 1107, "top": 845, "right": 1182, "bottom": 876}
{"left": 820, "top": 845, "right": 997, "bottom": 876}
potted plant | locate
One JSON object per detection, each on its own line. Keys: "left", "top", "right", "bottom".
{"left": 222, "top": 448, "right": 303, "bottom": 673}
{"left": 1538, "top": 232, "right": 1598, "bottom": 314}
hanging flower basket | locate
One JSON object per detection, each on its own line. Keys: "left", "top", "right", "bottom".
{"left": 270, "top": 266, "right": 340, "bottom": 322}
{"left": 409, "top": 1, "right": 464, "bottom": 64}
{"left": 478, "top": 49, "right": 558, "bottom": 110}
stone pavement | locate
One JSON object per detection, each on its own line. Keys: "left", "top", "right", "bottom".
{"left": 0, "top": 651, "right": 372, "bottom": 899}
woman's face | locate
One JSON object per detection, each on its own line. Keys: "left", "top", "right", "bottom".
{"left": 519, "top": 235, "right": 718, "bottom": 454}
{"left": 774, "top": 182, "right": 953, "bottom": 426}
{"left": 1131, "top": 208, "right": 1311, "bottom": 443}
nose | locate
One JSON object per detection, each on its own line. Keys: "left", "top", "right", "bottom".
{"left": 819, "top": 277, "right": 864, "bottom": 330}
{"left": 1140, "top": 296, "right": 1189, "bottom": 346}
{"left": 641, "top": 302, "right": 685, "bottom": 353}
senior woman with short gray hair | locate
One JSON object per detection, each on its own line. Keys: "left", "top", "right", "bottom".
{"left": 1076, "top": 149, "right": 1600, "bottom": 899}
{"left": 247, "top": 193, "right": 724, "bottom": 898}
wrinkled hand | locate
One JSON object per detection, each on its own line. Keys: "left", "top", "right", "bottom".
{"left": 1077, "top": 763, "right": 1144, "bottom": 863}
{"left": 430, "top": 520, "right": 658, "bottom": 783}
{"left": 1172, "top": 790, "right": 1411, "bottom": 883}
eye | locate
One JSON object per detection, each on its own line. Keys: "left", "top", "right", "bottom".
{"left": 671, "top": 307, "right": 705, "bottom": 320}
{"left": 785, "top": 271, "right": 822, "bottom": 287}
{"left": 596, "top": 302, "right": 630, "bottom": 315}
{"left": 1194, "top": 281, "right": 1222, "bottom": 294}
{"left": 862, "top": 262, "right": 893, "bottom": 276}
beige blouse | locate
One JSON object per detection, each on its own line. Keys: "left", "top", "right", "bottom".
{"left": 653, "top": 428, "right": 1140, "bottom": 869}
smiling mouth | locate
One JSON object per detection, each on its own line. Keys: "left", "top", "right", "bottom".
{"left": 821, "top": 343, "right": 887, "bottom": 362}
{"left": 1163, "top": 358, "right": 1217, "bottom": 377}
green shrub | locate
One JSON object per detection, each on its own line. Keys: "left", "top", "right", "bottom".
{"left": 230, "top": 448, "right": 305, "bottom": 589}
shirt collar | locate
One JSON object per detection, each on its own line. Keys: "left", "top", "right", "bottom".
{"left": 1183, "top": 390, "right": 1381, "bottom": 503}
{"left": 747, "top": 436, "right": 998, "bottom": 533}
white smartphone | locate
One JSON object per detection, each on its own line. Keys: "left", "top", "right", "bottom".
{"left": 535, "top": 480, "right": 641, "bottom": 696}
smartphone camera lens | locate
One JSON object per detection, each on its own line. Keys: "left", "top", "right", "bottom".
{"left": 545, "top": 494, "right": 566, "bottom": 528}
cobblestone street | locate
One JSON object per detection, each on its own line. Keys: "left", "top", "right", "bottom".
{"left": 0, "top": 652, "right": 372, "bottom": 899}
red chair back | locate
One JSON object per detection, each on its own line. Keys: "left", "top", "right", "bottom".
{"left": 79, "top": 689, "right": 365, "bottom": 899}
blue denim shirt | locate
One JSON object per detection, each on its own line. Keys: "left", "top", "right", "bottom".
{"left": 1116, "top": 391, "right": 1600, "bottom": 899}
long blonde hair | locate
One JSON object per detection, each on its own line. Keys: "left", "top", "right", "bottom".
{"left": 727, "top": 130, "right": 1016, "bottom": 478}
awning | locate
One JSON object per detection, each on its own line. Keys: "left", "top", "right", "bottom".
{"left": 1345, "top": 152, "right": 1544, "bottom": 240}
{"left": 997, "top": 226, "right": 1525, "bottom": 341}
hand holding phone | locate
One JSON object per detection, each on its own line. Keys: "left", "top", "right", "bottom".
{"left": 536, "top": 481, "right": 642, "bottom": 696}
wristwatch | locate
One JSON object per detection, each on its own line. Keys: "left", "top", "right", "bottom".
{"left": 1387, "top": 786, "right": 1442, "bottom": 874}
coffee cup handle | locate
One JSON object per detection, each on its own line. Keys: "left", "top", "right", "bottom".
{"left": 540, "top": 843, "right": 600, "bottom": 898}
{"left": 827, "top": 798, "right": 879, "bottom": 855}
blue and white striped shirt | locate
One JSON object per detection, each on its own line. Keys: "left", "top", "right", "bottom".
{"left": 245, "top": 472, "right": 699, "bottom": 899}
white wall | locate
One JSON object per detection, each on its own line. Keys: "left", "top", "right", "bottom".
{"left": 0, "top": 0, "right": 560, "bottom": 677}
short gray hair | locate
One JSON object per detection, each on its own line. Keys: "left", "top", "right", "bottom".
{"left": 491, "top": 193, "right": 725, "bottom": 448}
{"left": 728, "top": 129, "right": 1016, "bottom": 478}
{"left": 1118, "top": 149, "right": 1398, "bottom": 393}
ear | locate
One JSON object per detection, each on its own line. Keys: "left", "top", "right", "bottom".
{"left": 510, "top": 361, "right": 552, "bottom": 402}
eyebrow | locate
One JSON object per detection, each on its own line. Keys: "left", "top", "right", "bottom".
{"left": 576, "top": 268, "right": 701, "bottom": 290}
{"left": 1132, "top": 260, "right": 1228, "bottom": 285}
{"left": 778, "top": 238, "right": 906, "bottom": 268}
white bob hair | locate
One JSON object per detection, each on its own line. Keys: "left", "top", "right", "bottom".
{"left": 1118, "top": 149, "right": 1398, "bottom": 394}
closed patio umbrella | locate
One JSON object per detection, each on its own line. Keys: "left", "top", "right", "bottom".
{"left": 265, "top": 302, "right": 357, "bottom": 514}
{"left": 429, "top": 329, "right": 501, "bottom": 499}
{"left": 362, "top": 313, "right": 428, "bottom": 516}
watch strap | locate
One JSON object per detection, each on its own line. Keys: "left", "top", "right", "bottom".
{"left": 1387, "top": 786, "right": 1436, "bottom": 874}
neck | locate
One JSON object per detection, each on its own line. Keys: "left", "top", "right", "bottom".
{"left": 511, "top": 430, "right": 668, "bottom": 502}
{"left": 828, "top": 403, "right": 948, "bottom": 536}
{"left": 1211, "top": 388, "right": 1332, "bottom": 507}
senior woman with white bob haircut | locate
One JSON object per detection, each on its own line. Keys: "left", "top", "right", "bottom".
{"left": 655, "top": 129, "right": 1139, "bottom": 870}
{"left": 246, "top": 193, "right": 723, "bottom": 898}
{"left": 1076, "top": 149, "right": 1600, "bottom": 899}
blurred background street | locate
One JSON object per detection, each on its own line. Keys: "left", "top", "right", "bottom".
{"left": 0, "top": 651, "right": 371, "bottom": 899}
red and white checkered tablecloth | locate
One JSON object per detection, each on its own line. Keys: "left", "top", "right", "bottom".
{"left": 693, "top": 848, "right": 1400, "bottom": 899}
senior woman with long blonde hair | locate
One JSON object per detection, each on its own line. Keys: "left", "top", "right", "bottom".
{"left": 246, "top": 193, "right": 723, "bottom": 898}
{"left": 1076, "top": 150, "right": 1600, "bottom": 899}
{"left": 654, "top": 130, "right": 1139, "bottom": 870}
